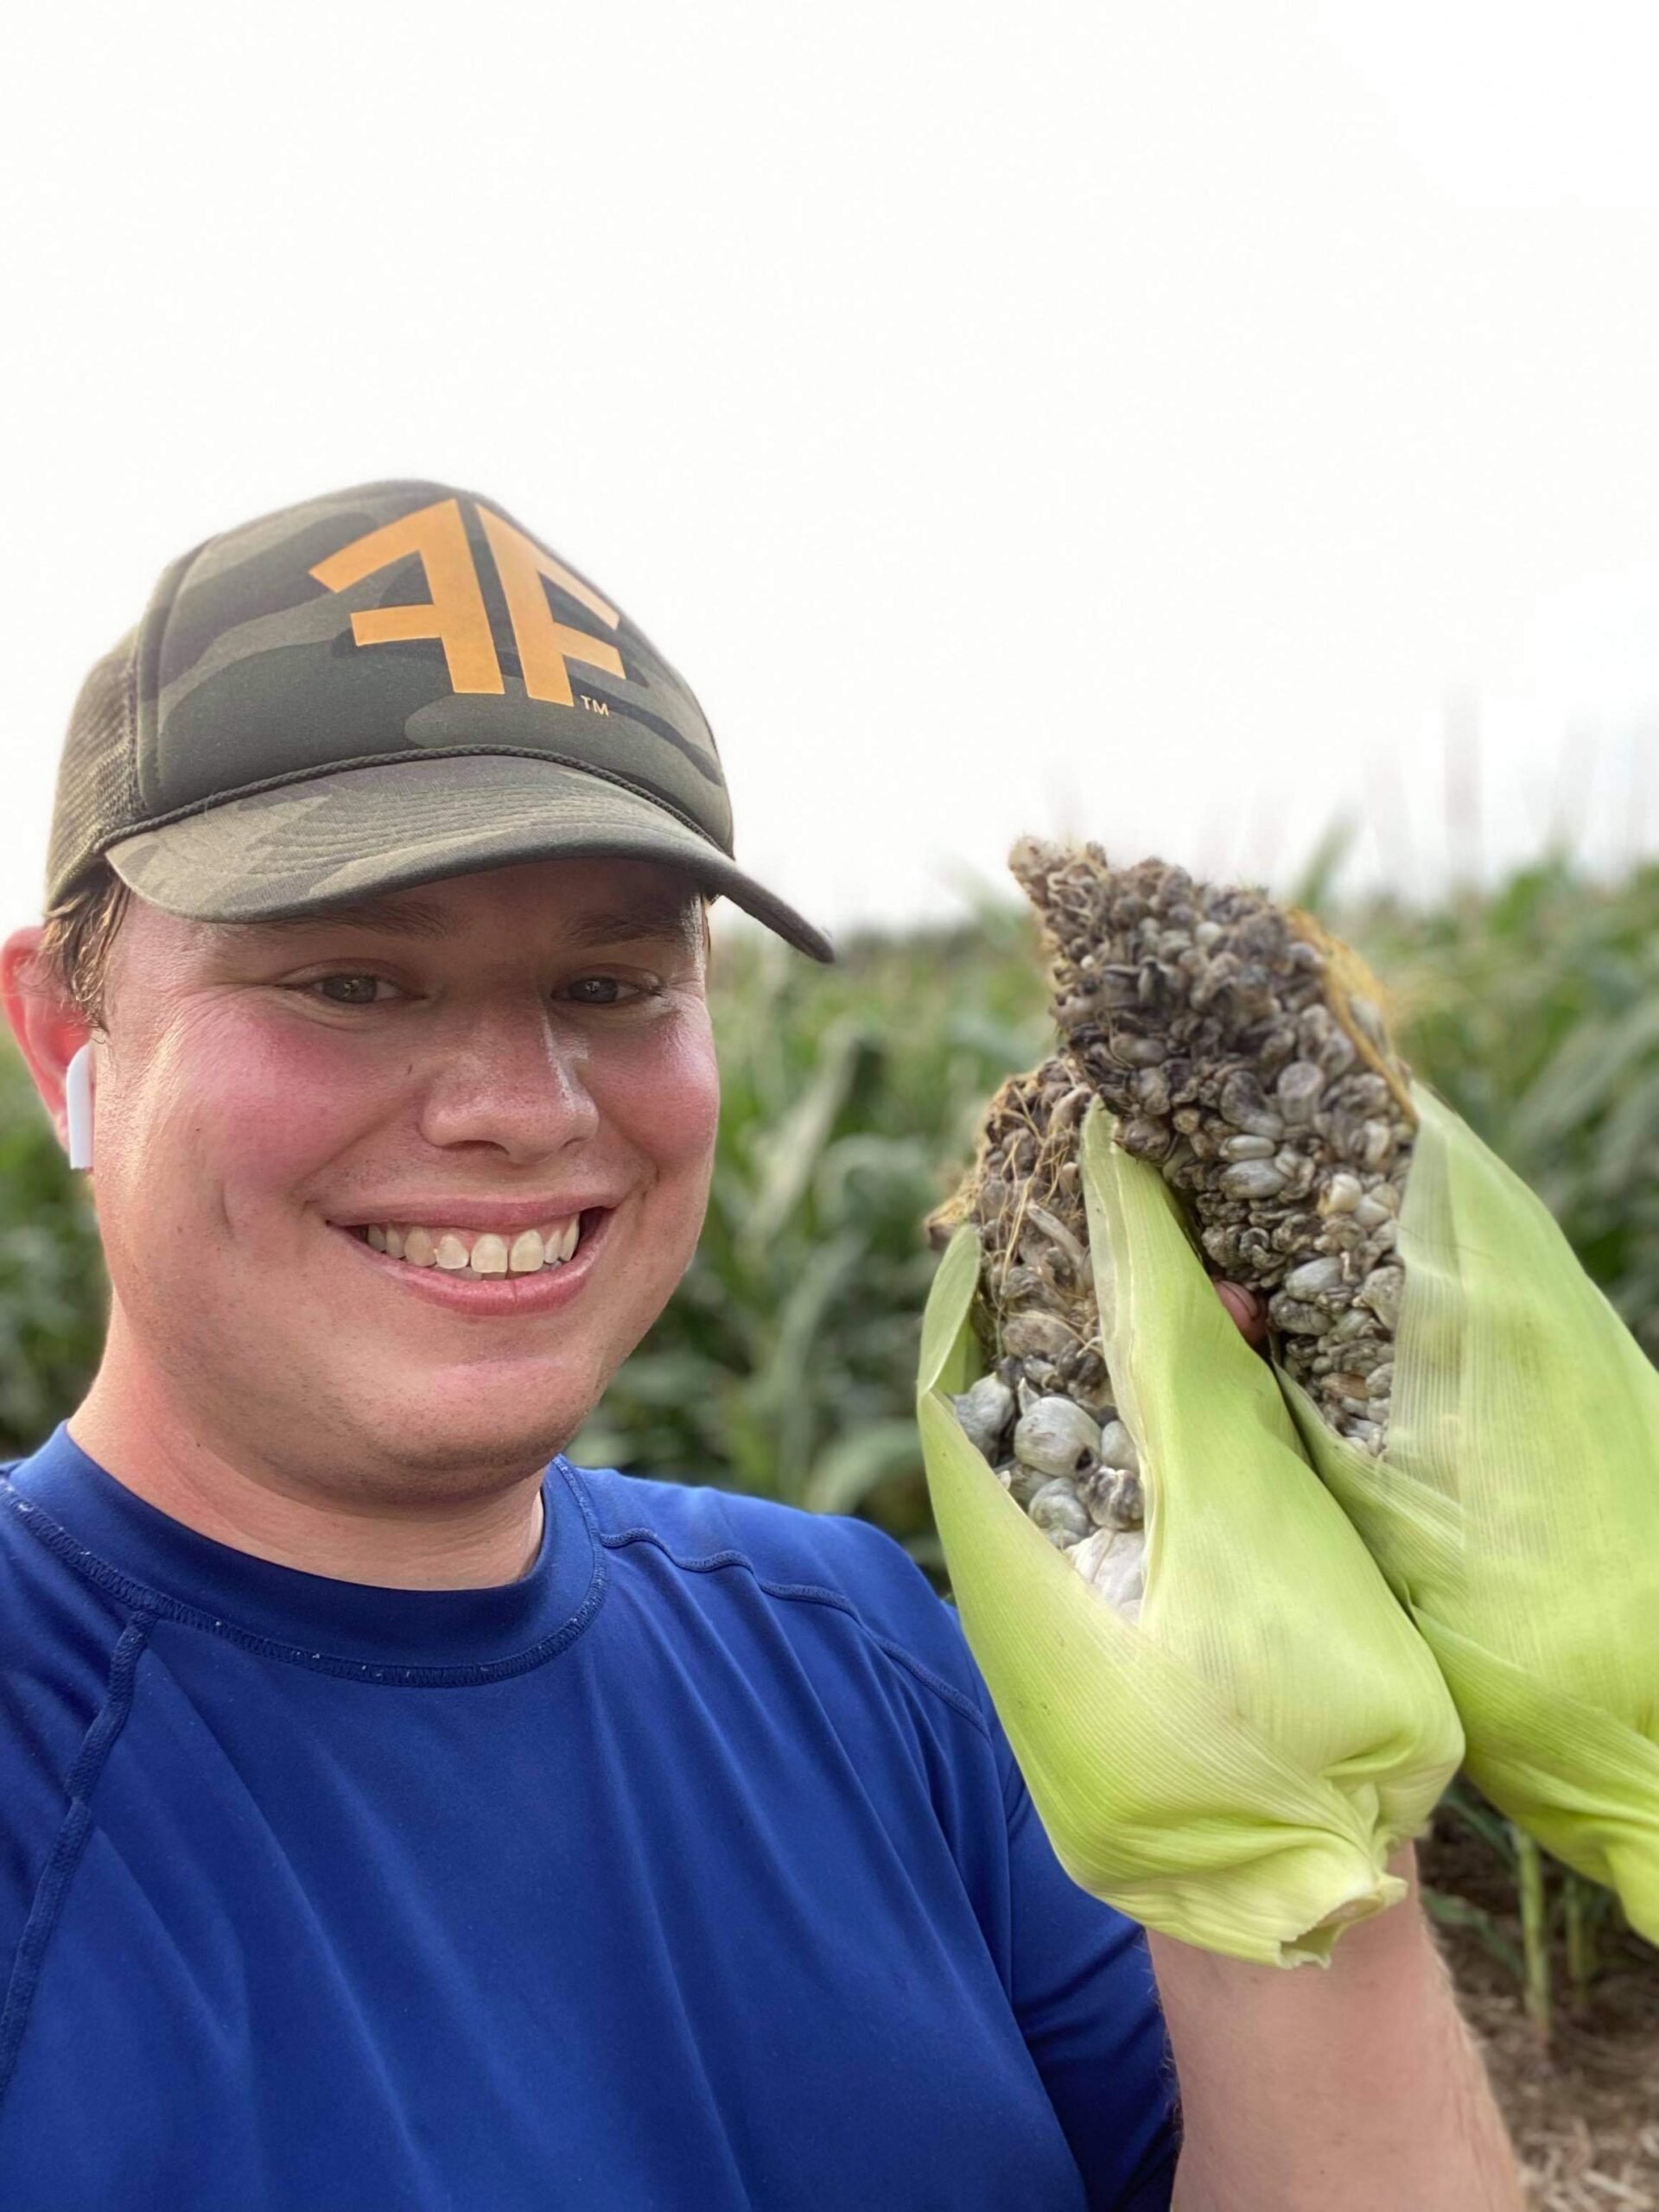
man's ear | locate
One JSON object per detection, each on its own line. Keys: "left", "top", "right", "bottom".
{"left": 1, "top": 927, "right": 92, "bottom": 1161}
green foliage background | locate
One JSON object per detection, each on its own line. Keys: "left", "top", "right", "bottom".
{"left": 0, "top": 1046, "right": 105, "bottom": 1454}
{"left": 3, "top": 849, "right": 1656, "bottom": 2021}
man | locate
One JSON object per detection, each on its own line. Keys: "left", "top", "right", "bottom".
{"left": 0, "top": 481, "right": 1519, "bottom": 2209}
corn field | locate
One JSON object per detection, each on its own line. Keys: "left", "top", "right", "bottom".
{"left": 3, "top": 848, "right": 1656, "bottom": 2196}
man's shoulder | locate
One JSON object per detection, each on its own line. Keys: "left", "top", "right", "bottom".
{"left": 568, "top": 1460, "right": 917, "bottom": 1587}
{"left": 563, "top": 1462, "right": 987, "bottom": 1726}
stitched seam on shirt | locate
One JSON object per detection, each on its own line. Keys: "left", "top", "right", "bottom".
{"left": 948, "top": 1628, "right": 1029, "bottom": 1826}
{"left": 0, "top": 1613, "right": 153, "bottom": 2112}
{"left": 594, "top": 1523, "right": 991, "bottom": 1737}
{"left": 0, "top": 1471, "right": 608, "bottom": 1688}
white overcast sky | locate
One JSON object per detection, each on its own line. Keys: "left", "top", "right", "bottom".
{"left": 4, "top": 2, "right": 1659, "bottom": 952}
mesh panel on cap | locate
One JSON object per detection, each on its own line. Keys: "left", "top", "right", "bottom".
{"left": 46, "top": 634, "right": 141, "bottom": 908}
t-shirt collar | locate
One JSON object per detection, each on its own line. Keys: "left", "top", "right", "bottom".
{"left": 2, "top": 1425, "right": 605, "bottom": 1677}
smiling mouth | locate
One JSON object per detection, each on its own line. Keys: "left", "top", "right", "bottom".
{"left": 339, "top": 1211, "right": 604, "bottom": 1281}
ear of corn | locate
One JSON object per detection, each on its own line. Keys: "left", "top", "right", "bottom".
{"left": 1281, "top": 1084, "right": 1659, "bottom": 1943}
{"left": 974, "top": 837, "right": 1659, "bottom": 1949}
{"left": 917, "top": 1102, "right": 1464, "bottom": 1967}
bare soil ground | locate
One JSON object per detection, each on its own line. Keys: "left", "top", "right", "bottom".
{"left": 1420, "top": 1825, "right": 1659, "bottom": 2209}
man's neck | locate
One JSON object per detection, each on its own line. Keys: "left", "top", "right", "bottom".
{"left": 67, "top": 1361, "right": 548, "bottom": 1592}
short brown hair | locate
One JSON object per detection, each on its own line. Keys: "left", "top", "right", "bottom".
{"left": 35, "top": 865, "right": 131, "bottom": 1029}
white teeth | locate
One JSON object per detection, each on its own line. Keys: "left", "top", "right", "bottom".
{"left": 509, "top": 1229, "right": 545, "bottom": 1274}
{"left": 358, "top": 1213, "right": 590, "bottom": 1275}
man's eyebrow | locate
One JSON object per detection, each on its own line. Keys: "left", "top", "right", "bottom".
{"left": 231, "top": 894, "right": 455, "bottom": 942}
{"left": 559, "top": 899, "right": 705, "bottom": 953}
{"left": 222, "top": 887, "right": 704, "bottom": 951}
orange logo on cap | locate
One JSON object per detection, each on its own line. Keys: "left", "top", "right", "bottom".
{"left": 310, "top": 497, "right": 626, "bottom": 706}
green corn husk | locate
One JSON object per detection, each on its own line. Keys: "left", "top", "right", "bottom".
{"left": 1279, "top": 1084, "right": 1659, "bottom": 1945}
{"left": 918, "top": 1103, "right": 1464, "bottom": 1967}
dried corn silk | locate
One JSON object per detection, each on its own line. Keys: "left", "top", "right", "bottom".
{"left": 1007, "top": 839, "right": 1414, "bottom": 1456}
{"left": 926, "top": 1058, "right": 1148, "bottom": 1620}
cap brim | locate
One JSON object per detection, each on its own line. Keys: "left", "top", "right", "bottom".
{"left": 105, "top": 754, "right": 835, "bottom": 963}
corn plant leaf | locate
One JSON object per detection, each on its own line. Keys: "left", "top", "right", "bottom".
{"left": 738, "top": 1020, "right": 876, "bottom": 1261}
{"left": 802, "top": 1421, "right": 923, "bottom": 1517}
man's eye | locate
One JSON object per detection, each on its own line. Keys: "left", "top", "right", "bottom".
{"left": 310, "top": 975, "right": 394, "bottom": 1005}
{"left": 567, "top": 977, "right": 629, "bottom": 1006}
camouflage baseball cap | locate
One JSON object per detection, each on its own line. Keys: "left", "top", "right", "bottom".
{"left": 46, "top": 479, "right": 834, "bottom": 961}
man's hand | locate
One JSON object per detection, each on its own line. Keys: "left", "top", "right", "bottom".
{"left": 1147, "top": 1844, "right": 1522, "bottom": 2210}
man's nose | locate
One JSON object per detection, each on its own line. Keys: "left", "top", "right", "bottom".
{"left": 414, "top": 1003, "right": 601, "bottom": 1162}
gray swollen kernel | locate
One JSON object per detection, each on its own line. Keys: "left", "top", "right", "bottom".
{"left": 1013, "top": 1396, "right": 1103, "bottom": 1479}
{"left": 1078, "top": 1467, "right": 1143, "bottom": 1530}
{"left": 1219, "top": 1134, "right": 1278, "bottom": 1161}
{"left": 1070, "top": 1526, "right": 1148, "bottom": 1618}
{"left": 1003, "top": 1461, "right": 1049, "bottom": 1509}
{"left": 1359, "top": 1120, "right": 1396, "bottom": 1171}
{"left": 1274, "top": 1060, "right": 1325, "bottom": 1123}
{"left": 1000, "top": 1311, "right": 1078, "bottom": 1363}
{"left": 1268, "top": 1296, "right": 1330, "bottom": 1335}
{"left": 1096, "top": 1419, "right": 1140, "bottom": 1475}
{"left": 1218, "top": 1159, "right": 1289, "bottom": 1201}
{"left": 950, "top": 1375, "right": 1017, "bottom": 1461}
{"left": 1319, "top": 1173, "right": 1363, "bottom": 1216}
{"left": 1282, "top": 1255, "right": 1346, "bottom": 1298}
{"left": 1027, "top": 1479, "right": 1093, "bottom": 1547}
{"left": 1219, "top": 1069, "right": 1285, "bottom": 1139}
{"left": 1356, "top": 1266, "right": 1404, "bottom": 1332}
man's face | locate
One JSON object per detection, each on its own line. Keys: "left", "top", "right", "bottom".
{"left": 87, "top": 856, "right": 720, "bottom": 1500}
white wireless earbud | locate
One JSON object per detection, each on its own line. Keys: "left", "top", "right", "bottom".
{"left": 65, "top": 1041, "right": 94, "bottom": 1172}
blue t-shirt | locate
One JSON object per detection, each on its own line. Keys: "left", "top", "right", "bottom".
{"left": 0, "top": 1427, "right": 1178, "bottom": 2210}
